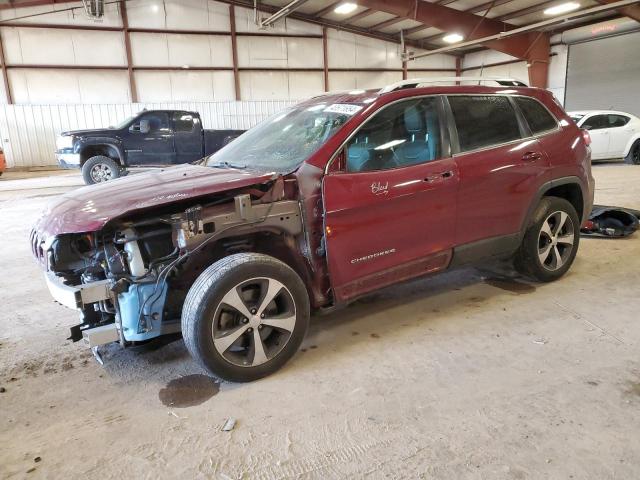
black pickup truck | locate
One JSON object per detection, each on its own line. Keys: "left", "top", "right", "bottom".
{"left": 55, "top": 109, "right": 244, "bottom": 185}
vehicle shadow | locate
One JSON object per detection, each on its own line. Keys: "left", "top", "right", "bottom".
{"left": 99, "top": 262, "right": 535, "bottom": 384}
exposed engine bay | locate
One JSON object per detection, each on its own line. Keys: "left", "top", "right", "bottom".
{"left": 39, "top": 179, "right": 304, "bottom": 353}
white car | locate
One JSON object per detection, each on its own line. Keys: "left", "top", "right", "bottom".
{"left": 569, "top": 110, "right": 640, "bottom": 164}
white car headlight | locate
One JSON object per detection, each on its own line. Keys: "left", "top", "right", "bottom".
{"left": 56, "top": 135, "right": 74, "bottom": 150}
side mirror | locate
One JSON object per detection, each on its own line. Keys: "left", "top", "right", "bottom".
{"left": 139, "top": 119, "right": 150, "bottom": 134}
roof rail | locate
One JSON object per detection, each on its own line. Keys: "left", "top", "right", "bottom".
{"left": 379, "top": 77, "right": 528, "bottom": 94}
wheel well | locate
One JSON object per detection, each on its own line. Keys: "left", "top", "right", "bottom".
{"left": 177, "top": 230, "right": 317, "bottom": 304}
{"left": 543, "top": 183, "right": 584, "bottom": 219}
{"left": 80, "top": 145, "right": 121, "bottom": 166}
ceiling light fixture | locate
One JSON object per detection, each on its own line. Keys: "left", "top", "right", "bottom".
{"left": 334, "top": 3, "right": 358, "bottom": 15}
{"left": 442, "top": 33, "right": 464, "bottom": 43}
{"left": 544, "top": 2, "right": 580, "bottom": 15}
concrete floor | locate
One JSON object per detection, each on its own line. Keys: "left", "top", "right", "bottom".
{"left": 1, "top": 165, "right": 639, "bottom": 479}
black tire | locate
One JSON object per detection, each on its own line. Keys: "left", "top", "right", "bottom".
{"left": 624, "top": 140, "right": 640, "bottom": 165}
{"left": 81, "top": 156, "right": 121, "bottom": 185}
{"left": 181, "top": 253, "right": 310, "bottom": 382}
{"left": 514, "top": 196, "right": 580, "bottom": 282}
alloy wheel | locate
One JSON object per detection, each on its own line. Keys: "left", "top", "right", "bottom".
{"left": 537, "top": 210, "right": 575, "bottom": 271}
{"left": 90, "top": 163, "right": 113, "bottom": 183}
{"left": 212, "top": 277, "right": 297, "bottom": 367}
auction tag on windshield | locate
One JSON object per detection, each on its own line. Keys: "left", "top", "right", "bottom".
{"left": 324, "top": 104, "right": 363, "bottom": 115}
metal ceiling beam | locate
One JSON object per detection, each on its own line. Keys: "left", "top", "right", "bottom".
{"left": 216, "top": 0, "right": 447, "bottom": 53}
{"left": 408, "top": 0, "right": 640, "bottom": 59}
{"left": 356, "top": 0, "right": 541, "bottom": 60}
{"left": 404, "top": 0, "right": 517, "bottom": 37}
{"left": 594, "top": 0, "right": 640, "bottom": 21}
{"left": 259, "top": 0, "right": 312, "bottom": 27}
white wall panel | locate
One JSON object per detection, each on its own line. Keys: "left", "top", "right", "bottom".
{"left": 286, "top": 38, "right": 323, "bottom": 68}
{"left": 287, "top": 72, "right": 324, "bottom": 99}
{"left": 0, "top": 100, "right": 295, "bottom": 168}
{"left": 548, "top": 44, "right": 568, "bottom": 105}
{"left": 0, "top": 2, "right": 122, "bottom": 28}
{"left": 130, "top": 33, "right": 169, "bottom": 66}
{"left": 237, "top": 36, "right": 288, "bottom": 68}
{"left": 407, "top": 50, "right": 457, "bottom": 70}
{"left": 240, "top": 71, "right": 289, "bottom": 100}
{"left": 126, "top": 0, "right": 230, "bottom": 31}
{"left": 2, "top": 27, "right": 125, "bottom": 66}
{"left": 9, "top": 70, "right": 130, "bottom": 104}
{"left": 135, "top": 71, "right": 235, "bottom": 102}
{"left": 329, "top": 71, "right": 402, "bottom": 91}
{"left": 327, "top": 30, "right": 357, "bottom": 69}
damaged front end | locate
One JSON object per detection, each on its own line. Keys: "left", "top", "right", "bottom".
{"left": 32, "top": 180, "right": 303, "bottom": 357}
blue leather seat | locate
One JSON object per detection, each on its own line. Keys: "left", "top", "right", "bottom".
{"left": 396, "top": 106, "right": 430, "bottom": 166}
{"left": 347, "top": 138, "right": 370, "bottom": 172}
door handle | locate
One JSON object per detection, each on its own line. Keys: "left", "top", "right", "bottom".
{"left": 522, "top": 151, "right": 542, "bottom": 162}
{"left": 424, "top": 170, "right": 454, "bottom": 182}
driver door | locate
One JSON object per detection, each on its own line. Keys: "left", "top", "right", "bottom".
{"left": 322, "top": 96, "right": 458, "bottom": 302}
{"left": 126, "top": 112, "right": 175, "bottom": 166}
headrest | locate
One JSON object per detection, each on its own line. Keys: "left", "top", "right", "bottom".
{"left": 404, "top": 106, "right": 424, "bottom": 133}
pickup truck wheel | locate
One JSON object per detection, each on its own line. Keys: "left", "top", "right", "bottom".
{"left": 514, "top": 196, "right": 580, "bottom": 282}
{"left": 181, "top": 253, "right": 310, "bottom": 382}
{"left": 624, "top": 140, "right": 640, "bottom": 165}
{"left": 82, "top": 156, "right": 120, "bottom": 185}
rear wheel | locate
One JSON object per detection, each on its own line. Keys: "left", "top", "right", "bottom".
{"left": 82, "top": 156, "right": 121, "bottom": 185}
{"left": 514, "top": 196, "right": 580, "bottom": 282}
{"left": 181, "top": 253, "right": 310, "bottom": 382}
{"left": 624, "top": 140, "right": 640, "bottom": 165}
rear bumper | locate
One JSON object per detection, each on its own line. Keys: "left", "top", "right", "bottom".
{"left": 55, "top": 151, "right": 80, "bottom": 169}
{"left": 44, "top": 272, "right": 112, "bottom": 310}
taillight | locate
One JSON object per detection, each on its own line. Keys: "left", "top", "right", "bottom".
{"left": 581, "top": 129, "right": 591, "bottom": 146}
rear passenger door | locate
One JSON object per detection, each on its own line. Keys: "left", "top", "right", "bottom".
{"left": 447, "top": 95, "right": 550, "bottom": 251}
{"left": 323, "top": 96, "right": 458, "bottom": 302}
{"left": 606, "top": 114, "right": 632, "bottom": 157}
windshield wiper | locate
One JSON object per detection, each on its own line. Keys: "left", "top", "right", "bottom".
{"left": 209, "top": 160, "right": 246, "bottom": 169}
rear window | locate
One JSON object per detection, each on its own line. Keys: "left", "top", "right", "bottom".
{"left": 448, "top": 96, "right": 522, "bottom": 152}
{"left": 514, "top": 97, "right": 557, "bottom": 134}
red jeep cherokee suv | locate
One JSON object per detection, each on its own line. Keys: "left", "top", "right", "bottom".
{"left": 32, "top": 79, "right": 594, "bottom": 382}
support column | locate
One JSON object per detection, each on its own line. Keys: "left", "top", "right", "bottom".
{"left": 322, "top": 27, "right": 329, "bottom": 91}
{"left": 120, "top": 1, "right": 137, "bottom": 103}
{"left": 455, "top": 56, "right": 461, "bottom": 85}
{"left": 0, "top": 28, "right": 12, "bottom": 104}
{"left": 402, "top": 43, "right": 408, "bottom": 80}
{"left": 229, "top": 4, "right": 241, "bottom": 100}
{"left": 525, "top": 32, "right": 550, "bottom": 89}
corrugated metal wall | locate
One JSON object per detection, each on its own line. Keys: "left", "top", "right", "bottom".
{"left": 0, "top": 100, "right": 296, "bottom": 168}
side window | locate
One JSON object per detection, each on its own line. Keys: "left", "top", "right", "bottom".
{"left": 133, "top": 112, "right": 170, "bottom": 133}
{"left": 448, "top": 96, "right": 522, "bottom": 152}
{"left": 582, "top": 114, "right": 608, "bottom": 130}
{"left": 173, "top": 112, "right": 197, "bottom": 133}
{"left": 514, "top": 97, "right": 557, "bottom": 134}
{"left": 608, "top": 114, "right": 630, "bottom": 128}
{"left": 346, "top": 97, "right": 442, "bottom": 173}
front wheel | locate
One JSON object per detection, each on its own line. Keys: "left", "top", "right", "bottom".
{"left": 181, "top": 253, "right": 310, "bottom": 382}
{"left": 82, "top": 156, "right": 121, "bottom": 185}
{"left": 514, "top": 196, "right": 580, "bottom": 282}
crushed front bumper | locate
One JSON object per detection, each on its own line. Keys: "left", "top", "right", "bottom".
{"left": 44, "top": 272, "right": 112, "bottom": 310}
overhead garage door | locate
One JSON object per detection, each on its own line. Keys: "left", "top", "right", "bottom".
{"left": 565, "top": 31, "right": 640, "bottom": 117}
